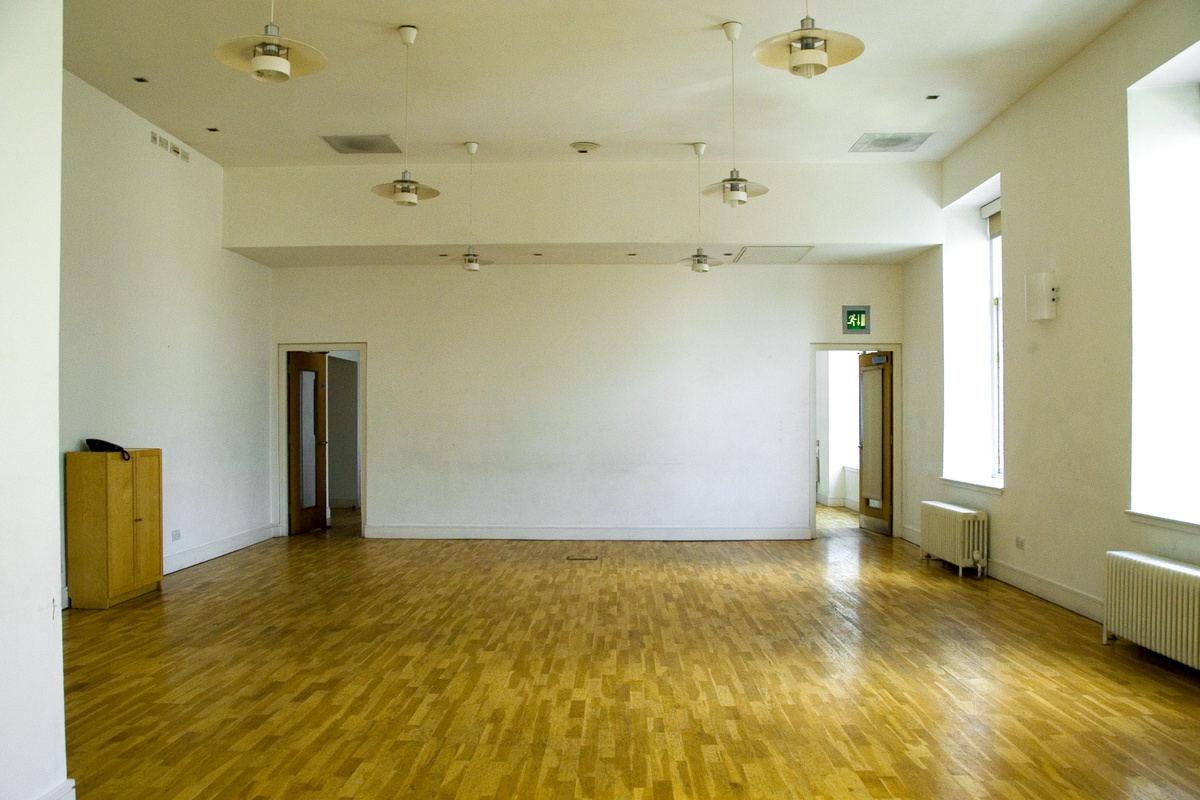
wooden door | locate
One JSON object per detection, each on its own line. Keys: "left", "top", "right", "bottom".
{"left": 859, "top": 351, "right": 893, "bottom": 535}
{"left": 133, "top": 449, "right": 163, "bottom": 586}
{"left": 106, "top": 454, "right": 136, "bottom": 595}
{"left": 288, "top": 351, "right": 329, "bottom": 534}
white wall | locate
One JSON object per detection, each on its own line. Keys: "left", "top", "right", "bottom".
{"left": 273, "top": 262, "right": 903, "bottom": 539}
{"left": 60, "top": 73, "right": 276, "bottom": 577}
{"left": 901, "top": 246, "right": 945, "bottom": 544}
{"left": 815, "top": 350, "right": 831, "bottom": 504}
{"left": 0, "top": 3, "right": 74, "bottom": 799}
{"left": 327, "top": 355, "right": 360, "bottom": 507}
{"left": 912, "top": 0, "right": 1200, "bottom": 619}
{"left": 826, "top": 351, "right": 860, "bottom": 508}
{"left": 226, "top": 161, "right": 943, "bottom": 250}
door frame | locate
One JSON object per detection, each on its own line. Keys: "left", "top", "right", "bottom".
{"left": 808, "top": 343, "right": 904, "bottom": 541}
{"left": 277, "top": 343, "right": 368, "bottom": 537}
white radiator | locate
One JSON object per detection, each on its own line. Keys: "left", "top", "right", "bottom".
{"left": 919, "top": 501, "right": 988, "bottom": 577}
{"left": 1104, "top": 551, "right": 1200, "bottom": 670}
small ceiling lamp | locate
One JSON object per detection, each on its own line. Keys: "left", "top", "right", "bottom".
{"left": 753, "top": 1, "right": 864, "bottom": 79}
{"left": 685, "top": 143, "right": 721, "bottom": 274}
{"left": 688, "top": 247, "right": 723, "bottom": 273}
{"left": 214, "top": 0, "right": 326, "bottom": 83}
{"left": 702, "top": 22, "right": 768, "bottom": 207}
{"left": 461, "top": 142, "right": 493, "bottom": 271}
{"left": 371, "top": 26, "right": 439, "bottom": 206}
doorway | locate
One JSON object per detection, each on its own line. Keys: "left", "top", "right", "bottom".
{"left": 858, "top": 351, "right": 893, "bottom": 535}
{"left": 810, "top": 344, "right": 902, "bottom": 539}
{"left": 279, "top": 343, "right": 366, "bottom": 537}
{"left": 287, "top": 351, "right": 328, "bottom": 534}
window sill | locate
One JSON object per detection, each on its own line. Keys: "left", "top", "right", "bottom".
{"left": 940, "top": 476, "right": 1004, "bottom": 495}
{"left": 1126, "top": 510, "right": 1200, "bottom": 536}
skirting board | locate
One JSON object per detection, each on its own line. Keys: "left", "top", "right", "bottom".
{"left": 988, "top": 559, "right": 1104, "bottom": 622}
{"left": 34, "top": 780, "right": 75, "bottom": 800}
{"left": 900, "top": 523, "right": 921, "bottom": 546}
{"left": 367, "top": 526, "right": 812, "bottom": 541}
{"left": 163, "top": 524, "right": 279, "bottom": 574}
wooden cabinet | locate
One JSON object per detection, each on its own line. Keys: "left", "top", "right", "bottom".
{"left": 65, "top": 448, "right": 163, "bottom": 609}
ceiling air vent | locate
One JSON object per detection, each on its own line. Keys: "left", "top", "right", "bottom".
{"left": 849, "top": 132, "right": 932, "bottom": 153}
{"left": 321, "top": 134, "right": 401, "bottom": 154}
{"left": 734, "top": 246, "right": 813, "bottom": 264}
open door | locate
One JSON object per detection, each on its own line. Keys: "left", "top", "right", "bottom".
{"left": 859, "top": 351, "right": 893, "bottom": 535}
{"left": 288, "top": 351, "right": 328, "bottom": 534}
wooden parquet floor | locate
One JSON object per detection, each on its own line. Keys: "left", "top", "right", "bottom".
{"left": 63, "top": 508, "right": 1200, "bottom": 799}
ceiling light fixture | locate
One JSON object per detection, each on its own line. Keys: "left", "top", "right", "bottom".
{"left": 753, "top": 0, "right": 863, "bottom": 79}
{"left": 462, "top": 142, "right": 493, "bottom": 272}
{"left": 685, "top": 143, "right": 722, "bottom": 274}
{"left": 702, "top": 22, "right": 767, "bottom": 207}
{"left": 688, "top": 247, "right": 722, "bottom": 273}
{"left": 371, "top": 26, "right": 439, "bottom": 206}
{"left": 214, "top": 0, "right": 326, "bottom": 83}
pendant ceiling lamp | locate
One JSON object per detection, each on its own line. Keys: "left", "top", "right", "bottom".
{"left": 461, "top": 142, "right": 493, "bottom": 271}
{"left": 753, "top": 0, "right": 864, "bottom": 79}
{"left": 214, "top": 0, "right": 326, "bottom": 83}
{"left": 684, "top": 142, "right": 723, "bottom": 273}
{"left": 702, "top": 22, "right": 768, "bottom": 207}
{"left": 371, "top": 26, "right": 439, "bottom": 206}
{"left": 687, "top": 247, "right": 722, "bottom": 273}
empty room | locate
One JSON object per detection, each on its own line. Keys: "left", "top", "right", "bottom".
{"left": 4, "top": 1, "right": 1200, "bottom": 798}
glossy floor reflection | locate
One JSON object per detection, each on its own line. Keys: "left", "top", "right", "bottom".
{"left": 63, "top": 509, "right": 1200, "bottom": 799}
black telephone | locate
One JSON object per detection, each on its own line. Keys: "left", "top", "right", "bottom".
{"left": 85, "top": 439, "right": 131, "bottom": 461}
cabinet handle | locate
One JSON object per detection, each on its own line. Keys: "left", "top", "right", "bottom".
{"left": 135, "top": 518, "right": 143, "bottom": 522}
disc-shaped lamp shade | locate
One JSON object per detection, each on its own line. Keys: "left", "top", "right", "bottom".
{"left": 686, "top": 248, "right": 723, "bottom": 273}
{"left": 214, "top": 26, "right": 326, "bottom": 82}
{"left": 701, "top": 169, "right": 769, "bottom": 207}
{"left": 462, "top": 247, "right": 493, "bottom": 271}
{"left": 753, "top": 25, "right": 864, "bottom": 78}
{"left": 371, "top": 171, "right": 440, "bottom": 206}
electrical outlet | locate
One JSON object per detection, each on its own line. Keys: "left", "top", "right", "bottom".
{"left": 1015, "top": 536, "right": 1026, "bottom": 550}
{"left": 171, "top": 529, "right": 182, "bottom": 542}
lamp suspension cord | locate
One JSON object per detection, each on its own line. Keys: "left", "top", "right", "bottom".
{"left": 696, "top": 151, "right": 703, "bottom": 235}
{"left": 469, "top": 149, "right": 475, "bottom": 236}
{"left": 269, "top": 0, "right": 275, "bottom": 23}
{"left": 729, "top": 36, "right": 737, "bottom": 170}
{"left": 403, "top": 42, "right": 410, "bottom": 172}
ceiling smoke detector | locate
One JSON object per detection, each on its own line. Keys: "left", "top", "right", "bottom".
{"left": 570, "top": 141, "right": 600, "bottom": 154}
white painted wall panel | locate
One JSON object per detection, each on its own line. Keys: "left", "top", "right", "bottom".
{"left": 60, "top": 73, "right": 276, "bottom": 576}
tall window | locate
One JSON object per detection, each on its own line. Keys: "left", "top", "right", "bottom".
{"left": 988, "top": 208, "right": 1004, "bottom": 478}
{"left": 1128, "top": 57, "right": 1200, "bottom": 525}
{"left": 942, "top": 178, "right": 1003, "bottom": 489}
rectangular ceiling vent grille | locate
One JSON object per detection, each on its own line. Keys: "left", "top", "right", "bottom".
{"left": 734, "top": 246, "right": 813, "bottom": 264}
{"left": 850, "top": 132, "right": 933, "bottom": 153}
{"left": 321, "top": 135, "right": 402, "bottom": 154}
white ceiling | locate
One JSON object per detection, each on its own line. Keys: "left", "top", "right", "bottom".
{"left": 64, "top": 0, "right": 1143, "bottom": 170}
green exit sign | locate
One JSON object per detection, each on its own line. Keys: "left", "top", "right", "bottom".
{"left": 843, "top": 305, "right": 870, "bottom": 334}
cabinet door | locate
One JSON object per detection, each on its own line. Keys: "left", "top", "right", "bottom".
{"left": 133, "top": 450, "right": 163, "bottom": 585}
{"left": 106, "top": 455, "right": 136, "bottom": 596}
